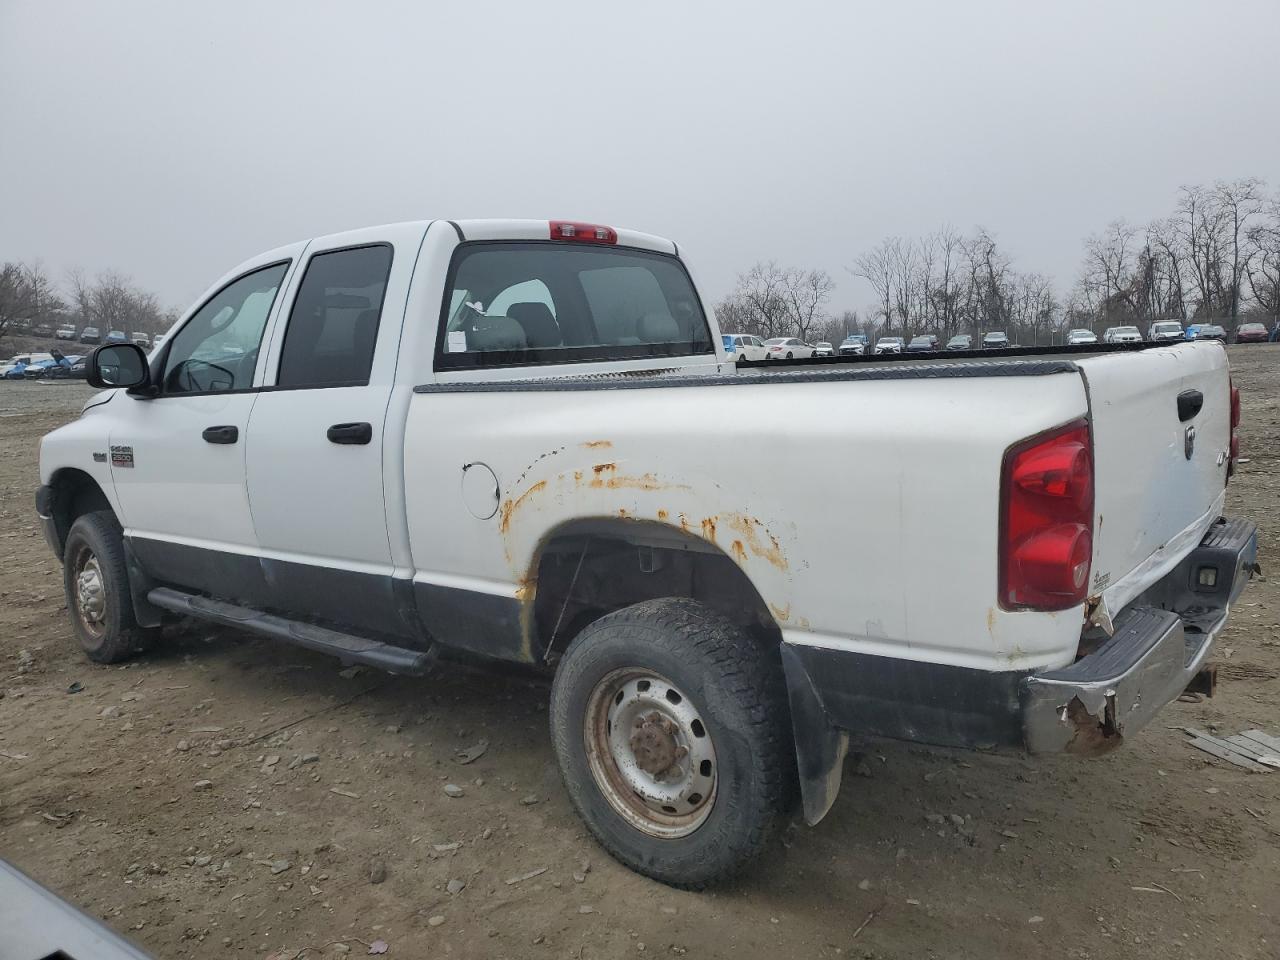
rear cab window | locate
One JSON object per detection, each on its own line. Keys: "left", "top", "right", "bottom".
{"left": 435, "top": 242, "right": 713, "bottom": 370}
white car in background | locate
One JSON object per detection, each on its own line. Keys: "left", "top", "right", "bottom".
{"left": 874, "top": 336, "right": 905, "bottom": 354}
{"left": 1103, "top": 325, "right": 1142, "bottom": 343}
{"left": 1148, "top": 320, "right": 1184, "bottom": 342}
{"left": 721, "top": 333, "right": 767, "bottom": 361}
{"left": 813, "top": 341, "right": 834, "bottom": 357}
{"left": 1067, "top": 328, "right": 1098, "bottom": 345}
{"left": 764, "top": 337, "right": 814, "bottom": 359}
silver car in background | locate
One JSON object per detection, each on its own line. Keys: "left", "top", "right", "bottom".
{"left": 1067, "top": 328, "right": 1098, "bottom": 345}
{"left": 874, "top": 336, "right": 905, "bottom": 354}
{"left": 764, "top": 337, "right": 814, "bottom": 359}
{"left": 1103, "top": 325, "right": 1142, "bottom": 343}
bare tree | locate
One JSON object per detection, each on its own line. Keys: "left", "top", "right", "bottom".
{"left": 850, "top": 241, "right": 895, "bottom": 333}
{"left": 781, "top": 268, "right": 834, "bottom": 342}
{"left": 0, "top": 263, "right": 36, "bottom": 338}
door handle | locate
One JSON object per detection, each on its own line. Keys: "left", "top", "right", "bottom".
{"left": 327, "top": 422, "right": 373, "bottom": 445}
{"left": 202, "top": 425, "right": 239, "bottom": 444}
{"left": 1177, "top": 389, "right": 1204, "bottom": 422}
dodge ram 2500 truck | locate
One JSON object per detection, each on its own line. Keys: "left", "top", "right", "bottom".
{"left": 37, "top": 219, "right": 1257, "bottom": 888}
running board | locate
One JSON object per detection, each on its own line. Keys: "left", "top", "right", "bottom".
{"left": 147, "top": 586, "right": 433, "bottom": 676}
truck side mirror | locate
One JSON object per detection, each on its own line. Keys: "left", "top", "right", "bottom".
{"left": 88, "top": 343, "right": 150, "bottom": 390}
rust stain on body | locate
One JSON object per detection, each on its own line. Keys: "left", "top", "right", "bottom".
{"left": 582, "top": 440, "right": 613, "bottom": 449}
{"left": 768, "top": 601, "right": 791, "bottom": 623}
{"left": 725, "top": 515, "right": 789, "bottom": 570}
{"left": 701, "top": 517, "right": 717, "bottom": 541}
{"left": 498, "top": 480, "right": 548, "bottom": 535}
{"left": 730, "top": 540, "right": 747, "bottom": 563}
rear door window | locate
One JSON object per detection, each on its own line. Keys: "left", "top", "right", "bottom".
{"left": 277, "top": 245, "right": 393, "bottom": 388}
{"left": 437, "top": 242, "right": 713, "bottom": 369}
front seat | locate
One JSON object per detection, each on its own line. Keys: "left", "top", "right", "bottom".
{"left": 507, "top": 302, "right": 563, "bottom": 348}
{"left": 637, "top": 312, "right": 681, "bottom": 343}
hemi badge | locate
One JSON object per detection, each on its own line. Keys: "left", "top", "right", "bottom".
{"left": 92, "top": 452, "right": 107, "bottom": 463}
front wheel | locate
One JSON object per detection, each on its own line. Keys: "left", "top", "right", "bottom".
{"left": 786, "top": 351, "right": 793, "bottom": 359}
{"left": 62, "top": 511, "right": 155, "bottom": 663}
{"left": 550, "top": 598, "right": 791, "bottom": 888}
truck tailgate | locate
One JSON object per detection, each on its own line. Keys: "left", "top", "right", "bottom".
{"left": 1078, "top": 342, "right": 1231, "bottom": 624}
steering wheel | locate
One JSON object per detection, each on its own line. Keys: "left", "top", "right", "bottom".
{"left": 169, "top": 357, "right": 235, "bottom": 393}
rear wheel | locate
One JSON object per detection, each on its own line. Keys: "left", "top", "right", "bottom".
{"left": 62, "top": 511, "right": 154, "bottom": 663}
{"left": 786, "top": 351, "right": 793, "bottom": 359}
{"left": 550, "top": 598, "right": 790, "bottom": 888}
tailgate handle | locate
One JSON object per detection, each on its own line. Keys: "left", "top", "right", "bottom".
{"left": 1177, "top": 390, "right": 1204, "bottom": 422}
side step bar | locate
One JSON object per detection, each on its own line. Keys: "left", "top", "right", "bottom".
{"left": 147, "top": 587, "right": 433, "bottom": 676}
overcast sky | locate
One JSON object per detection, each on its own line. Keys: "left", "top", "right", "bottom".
{"left": 2, "top": 0, "right": 1278, "bottom": 315}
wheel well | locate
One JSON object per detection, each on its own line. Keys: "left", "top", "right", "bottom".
{"left": 48, "top": 469, "right": 113, "bottom": 555}
{"left": 529, "top": 519, "right": 780, "bottom": 661}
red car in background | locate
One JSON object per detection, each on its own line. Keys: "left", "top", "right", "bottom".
{"left": 1235, "top": 322, "right": 1270, "bottom": 343}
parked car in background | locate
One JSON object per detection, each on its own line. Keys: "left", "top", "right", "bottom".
{"left": 813, "top": 341, "right": 833, "bottom": 357}
{"left": 945, "top": 334, "right": 972, "bottom": 350}
{"left": 4, "top": 352, "right": 53, "bottom": 379}
{"left": 34, "top": 323, "right": 54, "bottom": 337}
{"left": 1103, "top": 326, "right": 1142, "bottom": 343}
{"left": 105, "top": 330, "right": 129, "bottom": 345}
{"left": 1067, "top": 328, "right": 1098, "bottom": 345}
{"left": 2, "top": 354, "right": 33, "bottom": 376}
{"left": 67, "top": 357, "right": 89, "bottom": 379}
{"left": 722, "top": 334, "right": 767, "bottom": 362}
{"left": 131, "top": 332, "right": 151, "bottom": 348}
{"left": 79, "top": 327, "right": 101, "bottom": 344}
{"left": 873, "top": 336, "right": 905, "bottom": 354}
{"left": 764, "top": 337, "right": 813, "bottom": 359}
{"left": 1184, "top": 324, "right": 1203, "bottom": 341}
{"left": 982, "top": 331, "right": 1010, "bottom": 348}
{"left": 1148, "top": 320, "right": 1184, "bottom": 342}
{"left": 1235, "top": 322, "right": 1269, "bottom": 344}
{"left": 41, "top": 355, "right": 82, "bottom": 379}
{"left": 839, "top": 334, "right": 868, "bottom": 356}
{"left": 23, "top": 358, "right": 63, "bottom": 379}
{"left": 55, "top": 324, "right": 77, "bottom": 340}
{"left": 907, "top": 335, "right": 936, "bottom": 353}
{"left": 1195, "top": 325, "right": 1227, "bottom": 342}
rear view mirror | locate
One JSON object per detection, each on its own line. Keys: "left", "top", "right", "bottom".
{"left": 88, "top": 343, "right": 149, "bottom": 390}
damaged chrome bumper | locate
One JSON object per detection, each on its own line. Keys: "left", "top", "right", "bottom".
{"left": 1023, "top": 516, "right": 1258, "bottom": 754}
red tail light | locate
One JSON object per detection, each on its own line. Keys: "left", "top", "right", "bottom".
{"left": 549, "top": 220, "right": 617, "bottom": 244}
{"left": 1231, "top": 383, "right": 1241, "bottom": 430}
{"left": 999, "top": 420, "right": 1094, "bottom": 611}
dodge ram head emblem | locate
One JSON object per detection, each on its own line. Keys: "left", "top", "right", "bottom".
{"left": 1184, "top": 425, "right": 1196, "bottom": 460}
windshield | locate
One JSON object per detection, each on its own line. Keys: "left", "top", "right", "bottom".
{"left": 764, "top": 338, "right": 787, "bottom": 346}
{"left": 1115, "top": 326, "right": 1139, "bottom": 334}
{"left": 1153, "top": 322, "right": 1181, "bottom": 333}
{"left": 439, "top": 242, "right": 712, "bottom": 369}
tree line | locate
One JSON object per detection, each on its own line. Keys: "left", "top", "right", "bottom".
{"left": 717, "top": 177, "right": 1280, "bottom": 345}
{"left": 0, "top": 261, "right": 176, "bottom": 341}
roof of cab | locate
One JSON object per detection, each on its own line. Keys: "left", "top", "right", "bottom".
{"left": 300, "top": 219, "right": 677, "bottom": 256}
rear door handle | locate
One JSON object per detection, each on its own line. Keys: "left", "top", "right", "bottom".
{"left": 202, "top": 425, "right": 239, "bottom": 444}
{"left": 327, "top": 422, "right": 373, "bottom": 445}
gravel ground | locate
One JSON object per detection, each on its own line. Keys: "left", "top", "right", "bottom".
{"left": 1, "top": 350, "right": 1278, "bottom": 960}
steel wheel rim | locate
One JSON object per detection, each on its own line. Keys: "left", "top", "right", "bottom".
{"left": 584, "top": 668, "right": 717, "bottom": 839}
{"left": 72, "top": 546, "right": 107, "bottom": 640}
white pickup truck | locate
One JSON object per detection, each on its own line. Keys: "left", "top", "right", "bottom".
{"left": 37, "top": 219, "right": 1257, "bottom": 888}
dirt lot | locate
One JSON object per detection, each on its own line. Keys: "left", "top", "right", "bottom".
{"left": 2, "top": 349, "right": 1278, "bottom": 960}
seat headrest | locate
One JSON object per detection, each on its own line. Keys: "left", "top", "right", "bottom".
{"left": 466, "top": 315, "right": 527, "bottom": 351}
{"left": 638, "top": 312, "right": 680, "bottom": 343}
{"left": 507, "top": 302, "right": 562, "bottom": 348}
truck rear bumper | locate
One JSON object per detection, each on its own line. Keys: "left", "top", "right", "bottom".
{"left": 782, "top": 515, "right": 1258, "bottom": 824}
{"left": 1022, "top": 516, "right": 1257, "bottom": 753}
